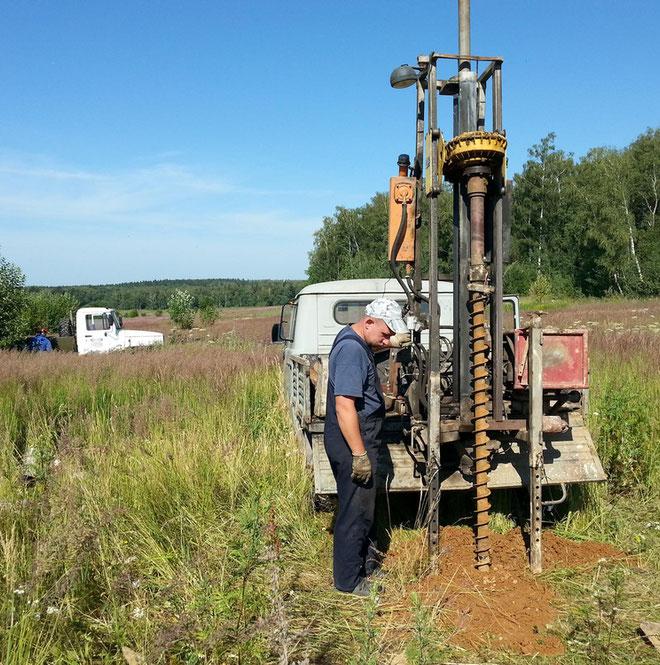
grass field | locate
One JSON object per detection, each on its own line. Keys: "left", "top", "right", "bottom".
{"left": 0, "top": 299, "right": 658, "bottom": 663}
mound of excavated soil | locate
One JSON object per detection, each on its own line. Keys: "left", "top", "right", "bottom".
{"left": 385, "top": 526, "right": 623, "bottom": 656}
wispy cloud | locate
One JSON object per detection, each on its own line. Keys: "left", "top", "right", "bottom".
{"left": 0, "top": 154, "right": 240, "bottom": 224}
{"left": 0, "top": 151, "right": 322, "bottom": 282}
{"left": 0, "top": 150, "right": 325, "bottom": 230}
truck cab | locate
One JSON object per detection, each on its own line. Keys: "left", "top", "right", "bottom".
{"left": 75, "top": 307, "right": 164, "bottom": 355}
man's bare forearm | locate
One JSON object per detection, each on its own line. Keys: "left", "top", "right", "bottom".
{"left": 335, "top": 396, "right": 366, "bottom": 455}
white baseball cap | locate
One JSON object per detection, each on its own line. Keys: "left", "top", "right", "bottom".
{"left": 365, "top": 298, "right": 408, "bottom": 334}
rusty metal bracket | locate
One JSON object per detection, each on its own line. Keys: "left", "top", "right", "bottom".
{"left": 528, "top": 313, "right": 544, "bottom": 573}
{"left": 467, "top": 282, "right": 494, "bottom": 294}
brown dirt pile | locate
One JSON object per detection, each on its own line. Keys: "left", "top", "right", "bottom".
{"left": 387, "top": 526, "right": 623, "bottom": 656}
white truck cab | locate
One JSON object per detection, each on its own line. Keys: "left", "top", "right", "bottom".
{"left": 281, "top": 278, "right": 455, "bottom": 356}
{"left": 75, "top": 307, "right": 163, "bottom": 355}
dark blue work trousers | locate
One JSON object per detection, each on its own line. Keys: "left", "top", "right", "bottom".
{"left": 324, "top": 412, "right": 383, "bottom": 592}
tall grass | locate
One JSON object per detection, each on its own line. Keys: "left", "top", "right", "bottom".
{"left": 543, "top": 300, "right": 660, "bottom": 566}
{"left": 1, "top": 300, "right": 658, "bottom": 663}
{"left": 0, "top": 345, "right": 325, "bottom": 663}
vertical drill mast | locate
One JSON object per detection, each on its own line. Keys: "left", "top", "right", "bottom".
{"left": 389, "top": 0, "right": 507, "bottom": 569}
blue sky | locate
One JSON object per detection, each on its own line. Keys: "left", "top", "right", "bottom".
{"left": 1, "top": 1, "right": 658, "bottom": 286}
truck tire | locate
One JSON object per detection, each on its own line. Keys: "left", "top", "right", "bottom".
{"left": 312, "top": 492, "right": 336, "bottom": 513}
{"left": 58, "top": 318, "right": 74, "bottom": 337}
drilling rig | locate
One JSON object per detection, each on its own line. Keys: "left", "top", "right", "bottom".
{"left": 386, "top": 0, "right": 605, "bottom": 572}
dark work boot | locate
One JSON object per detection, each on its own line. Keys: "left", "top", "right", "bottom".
{"left": 349, "top": 578, "right": 374, "bottom": 597}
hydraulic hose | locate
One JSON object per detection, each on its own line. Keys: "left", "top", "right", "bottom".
{"left": 389, "top": 203, "right": 416, "bottom": 313}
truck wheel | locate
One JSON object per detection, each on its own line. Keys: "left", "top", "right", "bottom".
{"left": 312, "top": 492, "right": 336, "bottom": 513}
{"left": 58, "top": 318, "right": 74, "bottom": 337}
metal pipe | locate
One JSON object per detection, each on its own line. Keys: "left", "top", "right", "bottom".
{"left": 478, "top": 61, "right": 496, "bottom": 85}
{"left": 477, "top": 82, "right": 486, "bottom": 131}
{"left": 491, "top": 63, "right": 504, "bottom": 420}
{"left": 456, "top": 1, "right": 477, "bottom": 424}
{"left": 414, "top": 71, "right": 426, "bottom": 316}
{"left": 492, "top": 63, "right": 503, "bottom": 132}
{"left": 452, "top": 96, "right": 460, "bottom": 405}
{"left": 432, "top": 52, "right": 503, "bottom": 63}
{"left": 458, "top": 169, "right": 472, "bottom": 425}
{"left": 542, "top": 483, "right": 567, "bottom": 507}
{"left": 468, "top": 176, "right": 487, "bottom": 260}
{"left": 409, "top": 70, "right": 427, "bottom": 421}
{"left": 458, "top": 0, "right": 471, "bottom": 71}
{"left": 427, "top": 60, "right": 443, "bottom": 552}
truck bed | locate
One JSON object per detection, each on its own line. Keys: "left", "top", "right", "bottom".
{"left": 310, "top": 412, "right": 605, "bottom": 494}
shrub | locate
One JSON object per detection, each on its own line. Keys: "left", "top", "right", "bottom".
{"left": 199, "top": 303, "right": 219, "bottom": 325}
{"left": 126, "top": 309, "right": 139, "bottom": 318}
{"left": 503, "top": 261, "right": 537, "bottom": 294}
{"left": 167, "top": 289, "right": 195, "bottom": 329}
{"left": 22, "top": 291, "right": 79, "bottom": 337}
{"left": 0, "top": 254, "right": 28, "bottom": 347}
{"left": 528, "top": 273, "right": 554, "bottom": 301}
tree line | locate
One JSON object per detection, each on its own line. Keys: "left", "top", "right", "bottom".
{"left": 307, "top": 129, "right": 659, "bottom": 297}
{"left": 0, "top": 269, "right": 305, "bottom": 347}
{"left": 27, "top": 278, "right": 306, "bottom": 311}
{"left": 1, "top": 128, "right": 656, "bottom": 347}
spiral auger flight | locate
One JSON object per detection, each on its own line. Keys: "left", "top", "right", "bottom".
{"left": 470, "top": 288, "right": 492, "bottom": 570}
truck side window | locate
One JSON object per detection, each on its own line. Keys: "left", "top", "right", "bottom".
{"left": 333, "top": 301, "right": 372, "bottom": 325}
{"left": 334, "top": 299, "right": 428, "bottom": 325}
{"left": 280, "top": 302, "right": 297, "bottom": 341}
{"left": 86, "top": 314, "right": 111, "bottom": 331}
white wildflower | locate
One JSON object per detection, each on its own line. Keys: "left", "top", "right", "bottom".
{"left": 14, "top": 587, "right": 25, "bottom": 595}
{"left": 52, "top": 459, "right": 61, "bottom": 468}
{"left": 131, "top": 579, "right": 140, "bottom": 589}
{"left": 46, "top": 606, "right": 60, "bottom": 615}
{"left": 131, "top": 607, "right": 145, "bottom": 620}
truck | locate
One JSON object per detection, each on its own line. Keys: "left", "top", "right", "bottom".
{"left": 49, "top": 307, "right": 163, "bottom": 355}
{"left": 277, "top": 0, "right": 606, "bottom": 573}
{"left": 276, "top": 279, "right": 603, "bottom": 501}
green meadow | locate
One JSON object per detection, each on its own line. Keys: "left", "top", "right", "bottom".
{"left": 0, "top": 301, "right": 658, "bottom": 664}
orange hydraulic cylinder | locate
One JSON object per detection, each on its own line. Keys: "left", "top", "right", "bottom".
{"left": 388, "top": 176, "right": 416, "bottom": 262}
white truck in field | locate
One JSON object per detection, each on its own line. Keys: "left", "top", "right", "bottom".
{"left": 54, "top": 307, "right": 164, "bottom": 355}
{"left": 275, "top": 278, "right": 604, "bottom": 502}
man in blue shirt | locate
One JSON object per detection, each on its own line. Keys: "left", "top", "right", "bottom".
{"left": 29, "top": 328, "right": 53, "bottom": 352}
{"left": 325, "top": 298, "right": 409, "bottom": 596}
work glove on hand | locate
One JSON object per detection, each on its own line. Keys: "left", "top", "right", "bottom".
{"left": 351, "top": 452, "right": 372, "bottom": 484}
{"left": 389, "top": 332, "right": 411, "bottom": 348}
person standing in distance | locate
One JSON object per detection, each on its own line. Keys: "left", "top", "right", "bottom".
{"left": 29, "top": 328, "right": 53, "bottom": 352}
{"left": 324, "top": 298, "right": 410, "bottom": 596}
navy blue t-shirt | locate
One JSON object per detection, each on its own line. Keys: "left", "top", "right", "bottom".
{"left": 328, "top": 326, "right": 384, "bottom": 417}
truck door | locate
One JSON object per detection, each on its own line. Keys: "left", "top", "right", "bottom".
{"left": 78, "top": 311, "right": 116, "bottom": 354}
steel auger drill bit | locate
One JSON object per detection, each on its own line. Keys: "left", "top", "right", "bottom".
{"left": 465, "top": 169, "right": 492, "bottom": 571}
{"left": 444, "top": 131, "right": 506, "bottom": 571}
